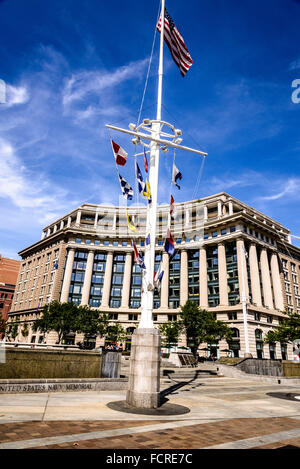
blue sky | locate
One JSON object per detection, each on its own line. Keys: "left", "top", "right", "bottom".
{"left": 0, "top": 0, "right": 300, "bottom": 259}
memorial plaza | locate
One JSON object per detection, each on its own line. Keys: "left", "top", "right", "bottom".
{"left": 1, "top": 362, "right": 300, "bottom": 450}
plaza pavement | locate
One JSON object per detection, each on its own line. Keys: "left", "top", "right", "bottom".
{"left": 1, "top": 364, "right": 300, "bottom": 450}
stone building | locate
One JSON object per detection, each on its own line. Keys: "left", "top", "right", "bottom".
{"left": 8, "top": 192, "right": 300, "bottom": 359}
{"left": 0, "top": 255, "right": 21, "bottom": 332}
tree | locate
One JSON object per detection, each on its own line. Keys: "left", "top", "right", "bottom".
{"left": 21, "top": 322, "right": 29, "bottom": 340}
{"left": 5, "top": 322, "right": 19, "bottom": 342}
{"left": 105, "top": 322, "right": 127, "bottom": 344}
{"left": 32, "top": 301, "right": 79, "bottom": 344}
{"left": 264, "top": 311, "right": 300, "bottom": 345}
{"left": 75, "top": 305, "right": 109, "bottom": 340}
{"left": 159, "top": 321, "right": 183, "bottom": 349}
{"left": 0, "top": 317, "right": 7, "bottom": 338}
{"left": 179, "top": 300, "right": 233, "bottom": 358}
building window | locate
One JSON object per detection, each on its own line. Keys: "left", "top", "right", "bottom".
{"left": 269, "top": 343, "right": 276, "bottom": 359}
{"left": 230, "top": 226, "right": 236, "bottom": 233}
{"left": 254, "top": 312, "right": 261, "bottom": 321}
{"left": 109, "top": 313, "right": 118, "bottom": 320}
{"left": 228, "top": 312, "right": 237, "bottom": 320}
{"left": 75, "top": 238, "right": 82, "bottom": 243}
{"left": 226, "top": 242, "right": 239, "bottom": 305}
{"left": 128, "top": 314, "right": 138, "bottom": 321}
{"left": 255, "top": 329, "right": 264, "bottom": 358}
{"left": 168, "top": 314, "right": 177, "bottom": 322}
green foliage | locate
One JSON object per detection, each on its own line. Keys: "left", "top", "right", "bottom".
{"left": 5, "top": 322, "right": 19, "bottom": 342}
{"left": 264, "top": 311, "right": 300, "bottom": 345}
{"left": 32, "top": 301, "right": 110, "bottom": 344}
{"left": 179, "top": 300, "right": 233, "bottom": 357}
{"left": 75, "top": 305, "right": 109, "bottom": 338}
{"left": 0, "top": 317, "right": 7, "bottom": 336}
{"left": 21, "top": 322, "right": 29, "bottom": 338}
{"left": 33, "top": 301, "right": 78, "bottom": 343}
{"left": 159, "top": 321, "right": 183, "bottom": 349}
{"left": 105, "top": 322, "right": 127, "bottom": 343}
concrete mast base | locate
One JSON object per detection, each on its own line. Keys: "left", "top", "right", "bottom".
{"left": 126, "top": 328, "right": 161, "bottom": 409}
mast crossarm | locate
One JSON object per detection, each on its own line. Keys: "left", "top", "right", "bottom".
{"left": 106, "top": 124, "right": 208, "bottom": 157}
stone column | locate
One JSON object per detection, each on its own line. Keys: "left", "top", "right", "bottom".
{"left": 228, "top": 201, "right": 233, "bottom": 216}
{"left": 249, "top": 243, "right": 262, "bottom": 306}
{"left": 260, "top": 248, "right": 274, "bottom": 309}
{"left": 270, "top": 252, "right": 284, "bottom": 311}
{"left": 101, "top": 251, "right": 113, "bottom": 307}
{"left": 94, "top": 212, "right": 99, "bottom": 228}
{"left": 199, "top": 246, "right": 208, "bottom": 307}
{"left": 81, "top": 250, "right": 94, "bottom": 306}
{"left": 60, "top": 248, "right": 75, "bottom": 303}
{"left": 161, "top": 251, "right": 169, "bottom": 308}
{"left": 204, "top": 205, "right": 208, "bottom": 222}
{"left": 218, "top": 242, "right": 228, "bottom": 306}
{"left": 218, "top": 201, "right": 222, "bottom": 218}
{"left": 60, "top": 220, "right": 64, "bottom": 230}
{"left": 180, "top": 249, "right": 188, "bottom": 306}
{"left": 236, "top": 238, "right": 249, "bottom": 301}
{"left": 121, "top": 252, "right": 132, "bottom": 308}
{"left": 67, "top": 216, "right": 72, "bottom": 227}
{"left": 75, "top": 210, "right": 81, "bottom": 226}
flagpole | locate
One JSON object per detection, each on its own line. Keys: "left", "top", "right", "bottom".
{"left": 139, "top": 0, "right": 165, "bottom": 329}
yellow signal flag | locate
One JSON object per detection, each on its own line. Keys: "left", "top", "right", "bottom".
{"left": 126, "top": 210, "right": 137, "bottom": 233}
{"left": 143, "top": 180, "right": 152, "bottom": 202}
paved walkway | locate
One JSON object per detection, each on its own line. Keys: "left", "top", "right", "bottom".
{"left": 1, "top": 375, "right": 300, "bottom": 449}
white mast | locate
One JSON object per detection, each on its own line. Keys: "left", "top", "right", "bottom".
{"left": 139, "top": 0, "right": 165, "bottom": 328}
{"left": 105, "top": 0, "right": 207, "bottom": 330}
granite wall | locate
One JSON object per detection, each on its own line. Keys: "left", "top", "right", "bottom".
{"left": 0, "top": 348, "right": 102, "bottom": 379}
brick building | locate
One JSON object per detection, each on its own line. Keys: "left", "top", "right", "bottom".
{"left": 0, "top": 255, "right": 21, "bottom": 328}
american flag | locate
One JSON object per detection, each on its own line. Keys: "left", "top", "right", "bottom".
{"left": 157, "top": 8, "right": 193, "bottom": 77}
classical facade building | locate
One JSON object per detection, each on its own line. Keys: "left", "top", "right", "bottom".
{"left": 8, "top": 192, "right": 300, "bottom": 359}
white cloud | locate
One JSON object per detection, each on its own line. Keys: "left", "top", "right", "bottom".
{"left": 258, "top": 177, "right": 300, "bottom": 201}
{"left": 0, "top": 137, "right": 70, "bottom": 212}
{"left": 4, "top": 84, "right": 29, "bottom": 107}
{"left": 62, "top": 58, "right": 148, "bottom": 108}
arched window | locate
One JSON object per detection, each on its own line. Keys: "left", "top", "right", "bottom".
{"left": 231, "top": 328, "right": 240, "bottom": 338}
{"left": 255, "top": 329, "right": 263, "bottom": 340}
